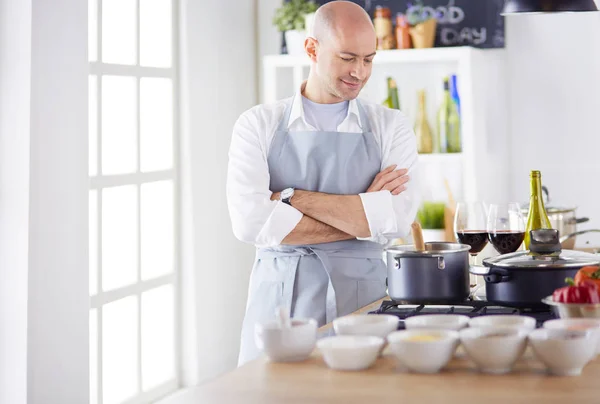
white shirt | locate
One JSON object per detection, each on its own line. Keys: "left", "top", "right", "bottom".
{"left": 227, "top": 83, "right": 420, "bottom": 248}
{"left": 301, "top": 96, "right": 349, "bottom": 132}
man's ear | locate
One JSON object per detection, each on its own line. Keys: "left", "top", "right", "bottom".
{"left": 305, "top": 37, "right": 318, "bottom": 62}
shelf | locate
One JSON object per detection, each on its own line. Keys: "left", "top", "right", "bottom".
{"left": 263, "top": 46, "right": 481, "bottom": 68}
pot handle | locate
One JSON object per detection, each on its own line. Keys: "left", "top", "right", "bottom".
{"left": 394, "top": 255, "right": 446, "bottom": 270}
{"left": 575, "top": 217, "right": 590, "bottom": 224}
{"left": 469, "top": 265, "right": 490, "bottom": 276}
{"left": 485, "top": 267, "right": 511, "bottom": 284}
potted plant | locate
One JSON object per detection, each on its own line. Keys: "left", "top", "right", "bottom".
{"left": 406, "top": 1, "right": 438, "bottom": 49}
{"left": 273, "top": 0, "right": 318, "bottom": 55}
{"left": 417, "top": 202, "right": 447, "bottom": 242}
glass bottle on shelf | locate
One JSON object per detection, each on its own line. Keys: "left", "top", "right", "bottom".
{"left": 373, "top": 6, "right": 395, "bottom": 50}
{"left": 385, "top": 77, "right": 400, "bottom": 109}
{"left": 414, "top": 90, "right": 433, "bottom": 154}
{"left": 524, "top": 170, "right": 553, "bottom": 249}
{"left": 395, "top": 13, "right": 411, "bottom": 49}
{"left": 437, "top": 77, "right": 461, "bottom": 154}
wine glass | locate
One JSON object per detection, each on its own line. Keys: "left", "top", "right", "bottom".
{"left": 487, "top": 203, "right": 526, "bottom": 255}
{"left": 454, "top": 202, "right": 489, "bottom": 288}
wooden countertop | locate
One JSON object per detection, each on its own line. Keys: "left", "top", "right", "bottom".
{"left": 185, "top": 298, "right": 600, "bottom": 404}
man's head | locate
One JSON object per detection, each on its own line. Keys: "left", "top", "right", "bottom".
{"left": 305, "top": 1, "right": 376, "bottom": 102}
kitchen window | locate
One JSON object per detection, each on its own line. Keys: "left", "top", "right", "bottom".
{"left": 88, "top": 1, "right": 180, "bottom": 403}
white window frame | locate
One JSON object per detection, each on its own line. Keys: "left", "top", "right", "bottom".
{"left": 88, "top": 1, "right": 181, "bottom": 403}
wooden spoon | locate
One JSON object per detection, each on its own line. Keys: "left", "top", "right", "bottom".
{"left": 411, "top": 221, "right": 426, "bottom": 252}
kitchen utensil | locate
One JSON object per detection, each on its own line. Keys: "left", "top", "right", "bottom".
{"left": 404, "top": 314, "right": 469, "bottom": 331}
{"left": 387, "top": 329, "right": 459, "bottom": 373}
{"left": 333, "top": 314, "right": 399, "bottom": 338}
{"left": 459, "top": 327, "right": 529, "bottom": 374}
{"left": 275, "top": 306, "right": 291, "bottom": 329}
{"left": 521, "top": 186, "right": 591, "bottom": 249}
{"left": 317, "top": 335, "right": 383, "bottom": 371}
{"left": 411, "top": 221, "right": 425, "bottom": 251}
{"left": 541, "top": 296, "right": 600, "bottom": 319}
{"left": 471, "top": 229, "right": 600, "bottom": 307}
{"left": 386, "top": 242, "right": 470, "bottom": 303}
{"left": 254, "top": 318, "right": 317, "bottom": 362}
{"left": 543, "top": 318, "right": 600, "bottom": 356}
{"left": 468, "top": 315, "right": 536, "bottom": 331}
{"left": 443, "top": 178, "right": 457, "bottom": 243}
{"left": 528, "top": 328, "right": 596, "bottom": 376}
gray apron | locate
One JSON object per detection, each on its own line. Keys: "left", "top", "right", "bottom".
{"left": 237, "top": 98, "right": 387, "bottom": 366}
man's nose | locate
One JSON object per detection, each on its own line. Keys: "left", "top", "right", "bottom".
{"left": 350, "top": 62, "right": 367, "bottom": 81}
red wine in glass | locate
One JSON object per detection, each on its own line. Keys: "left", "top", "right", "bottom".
{"left": 487, "top": 203, "right": 526, "bottom": 255}
{"left": 457, "top": 230, "right": 489, "bottom": 254}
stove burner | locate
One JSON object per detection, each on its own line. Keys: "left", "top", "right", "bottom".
{"left": 369, "top": 299, "right": 556, "bottom": 329}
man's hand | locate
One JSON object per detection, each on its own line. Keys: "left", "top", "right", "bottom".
{"left": 270, "top": 192, "right": 280, "bottom": 201}
{"left": 367, "top": 165, "right": 409, "bottom": 195}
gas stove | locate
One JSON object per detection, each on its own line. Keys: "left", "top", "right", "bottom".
{"left": 369, "top": 298, "right": 557, "bottom": 329}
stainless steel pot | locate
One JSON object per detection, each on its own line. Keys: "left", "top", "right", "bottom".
{"left": 521, "top": 186, "right": 590, "bottom": 249}
{"left": 386, "top": 242, "right": 471, "bottom": 304}
{"left": 471, "top": 229, "right": 600, "bottom": 307}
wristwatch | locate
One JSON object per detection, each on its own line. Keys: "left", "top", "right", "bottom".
{"left": 280, "top": 188, "right": 295, "bottom": 206}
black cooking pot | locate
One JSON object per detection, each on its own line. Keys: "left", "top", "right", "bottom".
{"left": 386, "top": 242, "right": 471, "bottom": 304}
{"left": 471, "top": 229, "right": 600, "bottom": 307}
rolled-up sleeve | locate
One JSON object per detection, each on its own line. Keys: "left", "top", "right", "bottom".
{"left": 226, "top": 110, "right": 302, "bottom": 247}
{"left": 358, "top": 111, "right": 420, "bottom": 242}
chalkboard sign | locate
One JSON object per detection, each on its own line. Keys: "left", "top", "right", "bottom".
{"left": 299, "top": 0, "right": 505, "bottom": 49}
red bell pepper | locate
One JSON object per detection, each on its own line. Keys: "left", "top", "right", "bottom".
{"left": 552, "top": 278, "right": 600, "bottom": 304}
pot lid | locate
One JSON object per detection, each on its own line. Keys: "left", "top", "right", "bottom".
{"left": 483, "top": 249, "right": 600, "bottom": 269}
{"left": 520, "top": 185, "right": 577, "bottom": 215}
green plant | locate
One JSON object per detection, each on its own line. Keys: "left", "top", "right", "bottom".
{"left": 417, "top": 202, "right": 446, "bottom": 229}
{"left": 406, "top": 1, "right": 439, "bottom": 26}
{"left": 273, "top": 0, "right": 318, "bottom": 32}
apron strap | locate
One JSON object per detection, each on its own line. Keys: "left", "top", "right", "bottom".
{"left": 355, "top": 99, "right": 373, "bottom": 133}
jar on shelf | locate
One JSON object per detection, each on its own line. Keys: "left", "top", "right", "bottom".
{"left": 373, "top": 6, "right": 395, "bottom": 50}
{"left": 395, "top": 13, "right": 411, "bottom": 49}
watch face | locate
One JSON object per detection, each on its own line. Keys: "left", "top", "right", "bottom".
{"left": 281, "top": 188, "right": 294, "bottom": 199}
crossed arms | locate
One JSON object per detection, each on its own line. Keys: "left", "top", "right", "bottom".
{"left": 270, "top": 166, "right": 409, "bottom": 245}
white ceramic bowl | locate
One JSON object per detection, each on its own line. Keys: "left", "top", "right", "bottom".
{"left": 469, "top": 315, "right": 536, "bottom": 331}
{"left": 528, "top": 328, "right": 596, "bottom": 376}
{"left": 542, "top": 295, "right": 600, "bottom": 319}
{"left": 254, "top": 318, "right": 317, "bottom": 362}
{"left": 543, "top": 318, "right": 600, "bottom": 356}
{"left": 459, "top": 327, "right": 529, "bottom": 374}
{"left": 387, "top": 329, "right": 459, "bottom": 374}
{"left": 405, "top": 314, "right": 470, "bottom": 331}
{"left": 333, "top": 314, "right": 399, "bottom": 338}
{"left": 317, "top": 335, "right": 384, "bottom": 371}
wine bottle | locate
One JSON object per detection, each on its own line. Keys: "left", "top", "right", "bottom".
{"left": 437, "top": 77, "right": 461, "bottom": 154}
{"left": 448, "top": 75, "right": 462, "bottom": 153}
{"left": 450, "top": 75, "right": 461, "bottom": 116}
{"left": 414, "top": 90, "right": 433, "bottom": 154}
{"left": 387, "top": 77, "right": 400, "bottom": 110}
{"left": 524, "top": 170, "right": 553, "bottom": 249}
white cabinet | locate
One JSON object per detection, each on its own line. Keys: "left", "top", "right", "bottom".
{"left": 261, "top": 46, "right": 510, "bottom": 205}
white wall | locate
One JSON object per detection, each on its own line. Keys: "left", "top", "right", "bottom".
{"left": 0, "top": 1, "right": 32, "bottom": 403}
{"left": 0, "top": 0, "right": 89, "bottom": 403}
{"left": 178, "top": 0, "right": 257, "bottom": 385}
{"left": 506, "top": 12, "right": 600, "bottom": 247}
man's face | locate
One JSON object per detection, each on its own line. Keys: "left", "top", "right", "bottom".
{"left": 314, "top": 28, "right": 376, "bottom": 101}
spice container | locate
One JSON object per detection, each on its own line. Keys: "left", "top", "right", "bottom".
{"left": 373, "top": 6, "right": 395, "bottom": 50}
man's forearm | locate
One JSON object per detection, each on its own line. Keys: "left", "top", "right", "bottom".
{"left": 281, "top": 215, "right": 355, "bottom": 245}
{"left": 291, "top": 190, "right": 371, "bottom": 238}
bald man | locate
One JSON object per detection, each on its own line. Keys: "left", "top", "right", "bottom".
{"left": 227, "top": 1, "right": 419, "bottom": 365}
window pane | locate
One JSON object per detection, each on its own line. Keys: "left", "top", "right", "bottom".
{"left": 102, "top": 186, "right": 137, "bottom": 290}
{"left": 102, "top": 0, "right": 136, "bottom": 65}
{"left": 89, "top": 75, "right": 98, "bottom": 176}
{"left": 141, "top": 181, "right": 173, "bottom": 280}
{"left": 88, "top": 0, "right": 98, "bottom": 62}
{"left": 140, "top": 0, "right": 172, "bottom": 67}
{"left": 142, "top": 285, "right": 175, "bottom": 390}
{"left": 90, "top": 309, "right": 98, "bottom": 404}
{"left": 89, "top": 190, "right": 98, "bottom": 295}
{"left": 102, "top": 76, "right": 137, "bottom": 175}
{"left": 140, "top": 78, "right": 173, "bottom": 172}
{"left": 103, "top": 297, "right": 138, "bottom": 404}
